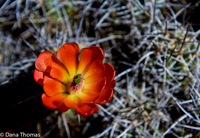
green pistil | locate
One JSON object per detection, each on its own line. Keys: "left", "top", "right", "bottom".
{"left": 75, "top": 74, "right": 81, "bottom": 84}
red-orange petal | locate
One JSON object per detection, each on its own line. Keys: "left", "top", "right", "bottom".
{"left": 63, "top": 95, "right": 80, "bottom": 109}
{"left": 33, "top": 69, "right": 44, "bottom": 85}
{"left": 49, "top": 65, "right": 69, "bottom": 83}
{"left": 77, "top": 46, "right": 104, "bottom": 74}
{"left": 83, "top": 78, "right": 106, "bottom": 93}
{"left": 84, "top": 72, "right": 105, "bottom": 84}
{"left": 104, "top": 80, "right": 116, "bottom": 89}
{"left": 75, "top": 104, "right": 99, "bottom": 117}
{"left": 95, "top": 88, "right": 113, "bottom": 105}
{"left": 89, "top": 46, "right": 104, "bottom": 61}
{"left": 57, "top": 43, "right": 79, "bottom": 76}
{"left": 74, "top": 95, "right": 82, "bottom": 106}
{"left": 35, "top": 51, "right": 62, "bottom": 71}
{"left": 84, "top": 59, "right": 105, "bottom": 78}
{"left": 41, "top": 93, "right": 65, "bottom": 109}
{"left": 104, "top": 63, "right": 116, "bottom": 84}
{"left": 57, "top": 104, "right": 69, "bottom": 112}
{"left": 35, "top": 51, "right": 68, "bottom": 83}
{"left": 78, "top": 89, "right": 99, "bottom": 103}
{"left": 43, "top": 76, "right": 67, "bottom": 96}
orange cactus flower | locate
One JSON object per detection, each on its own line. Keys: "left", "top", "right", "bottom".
{"left": 33, "top": 43, "right": 116, "bottom": 117}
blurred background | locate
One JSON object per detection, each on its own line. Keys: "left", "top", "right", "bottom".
{"left": 0, "top": 0, "right": 200, "bottom": 137}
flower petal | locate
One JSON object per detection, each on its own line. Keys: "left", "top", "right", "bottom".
{"left": 35, "top": 51, "right": 62, "bottom": 71}
{"left": 89, "top": 46, "right": 104, "bottom": 61}
{"left": 33, "top": 69, "right": 44, "bottom": 85}
{"left": 74, "top": 95, "right": 82, "bottom": 106}
{"left": 105, "top": 80, "right": 116, "bottom": 89}
{"left": 95, "top": 88, "right": 113, "bottom": 105}
{"left": 48, "top": 65, "right": 69, "bottom": 84}
{"left": 78, "top": 89, "right": 99, "bottom": 103}
{"left": 57, "top": 43, "right": 79, "bottom": 76}
{"left": 84, "top": 59, "right": 105, "bottom": 78}
{"left": 57, "top": 104, "right": 69, "bottom": 112}
{"left": 41, "top": 93, "right": 65, "bottom": 109}
{"left": 84, "top": 72, "right": 105, "bottom": 84}
{"left": 43, "top": 76, "right": 67, "bottom": 96}
{"left": 63, "top": 95, "right": 80, "bottom": 109}
{"left": 83, "top": 78, "right": 106, "bottom": 93}
{"left": 77, "top": 46, "right": 104, "bottom": 74}
{"left": 35, "top": 51, "right": 68, "bottom": 83}
{"left": 75, "top": 104, "right": 99, "bottom": 117}
{"left": 104, "top": 63, "right": 116, "bottom": 83}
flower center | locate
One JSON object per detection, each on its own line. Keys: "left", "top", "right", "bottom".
{"left": 70, "top": 73, "right": 84, "bottom": 93}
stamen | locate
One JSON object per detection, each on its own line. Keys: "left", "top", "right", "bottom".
{"left": 70, "top": 73, "right": 84, "bottom": 93}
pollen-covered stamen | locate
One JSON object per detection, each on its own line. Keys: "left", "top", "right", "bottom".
{"left": 70, "top": 73, "right": 84, "bottom": 93}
